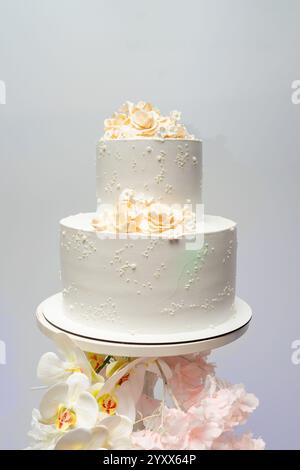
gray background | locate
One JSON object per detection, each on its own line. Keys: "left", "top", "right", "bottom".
{"left": 0, "top": 0, "right": 299, "bottom": 449}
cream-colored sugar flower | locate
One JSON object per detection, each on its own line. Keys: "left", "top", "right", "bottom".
{"left": 130, "top": 101, "right": 160, "bottom": 134}
{"left": 92, "top": 189, "right": 195, "bottom": 235}
{"left": 131, "top": 109, "right": 155, "bottom": 130}
{"left": 134, "top": 101, "right": 156, "bottom": 113}
{"left": 118, "top": 100, "right": 134, "bottom": 115}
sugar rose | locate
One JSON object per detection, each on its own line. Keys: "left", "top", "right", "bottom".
{"left": 92, "top": 189, "right": 195, "bottom": 235}
{"left": 130, "top": 101, "right": 160, "bottom": 136}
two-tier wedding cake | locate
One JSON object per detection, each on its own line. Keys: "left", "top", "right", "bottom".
{"left": 41, "top": 101, "right": 251, "bottom": 345}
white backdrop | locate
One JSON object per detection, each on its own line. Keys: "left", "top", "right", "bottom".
{"left": 0, "top": 0, "right": 300, "bottom": 449}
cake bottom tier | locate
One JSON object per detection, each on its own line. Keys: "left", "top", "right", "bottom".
{"left": 60, "top": 214, "right": 237, "bottom": 337}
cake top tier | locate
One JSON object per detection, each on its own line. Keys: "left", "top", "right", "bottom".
{"left": 102, "top": 101, "right": 195, "bottom": 140}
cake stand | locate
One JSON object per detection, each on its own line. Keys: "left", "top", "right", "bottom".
{"left": 36, "top": 294, "right": 252, "bottom": 357}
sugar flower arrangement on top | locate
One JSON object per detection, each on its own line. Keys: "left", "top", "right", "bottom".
{"left": 28, "top": 333, "right": 265, "bottom": 450}
{"left": 103, "top": 101, "right": 194, "bottom": 140}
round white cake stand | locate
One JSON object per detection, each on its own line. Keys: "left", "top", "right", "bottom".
{"left": 36, "top": 298, "right": 252, "bottom": 357}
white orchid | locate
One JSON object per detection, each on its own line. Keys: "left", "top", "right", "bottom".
{"left": 93, "top": 357, "right": 172, "bottom": 425}
{"left": 104, "top": 357, "right": 172, "bottom": 401}
{"left": 37, "top": 333, "right": 93, "bottom": 385}
{"left": 93, "top": 379, "right": 136, "bottom": 423}
{"left": 39, "top": 372, "right": 98, "bottom": 432}
{"left": 54, "top": 415, "right": 133, "bottom": 450}
{"left": 105, "top": 359, "right": 146, "bottom": 403}
{"left": 88, "top": 358, "right": 147, "bottom": 424}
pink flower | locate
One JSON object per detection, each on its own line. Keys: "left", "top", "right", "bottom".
{"left": 132, "top": 429, "right": 164, "bottom": 450}
{"left": 190, "top": 379, "right": 259, "bottom": 431}
{"left": 133, "top": 405, "right": 223, "bottom": 450}
{"left": 133, "top": 407, "right": 190, "bottom": 450}
{"left": 164, "top": 354, "right": 215, "bottom": 410}
{"left": 133, "top": 395, "right": 261, "bottom": 451}
{"left": 187, "top": 421, "right": 223, "bottom": 450}
{"left": 185, "top": 353, "right": 216, "bottom": 375}
{"left": 224, "top": 384, "right": 259, "bottom": 428}
{"left": 212, "top": 432, "right": 265, "bottom": 450}
{"left": 132, "top": 356, "right": 261, "bottom": 451}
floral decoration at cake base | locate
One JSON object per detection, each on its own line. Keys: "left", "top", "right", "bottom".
{"left": 27, "top": 333, "right": 264, "bottom": 450}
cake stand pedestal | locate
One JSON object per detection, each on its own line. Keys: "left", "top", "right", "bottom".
{"left": 36, "top": 302, "right": 251, "bottom": 357}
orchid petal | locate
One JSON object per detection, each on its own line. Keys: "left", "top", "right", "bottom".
{"left": 99, "top": 414, "right": 121, "bottom": 431}
{"left": 127, "top": 364, "right": 146, "bottom": 403}
{"left": 39, "top": 383, "right": 68, "bottom": 421}
{"left": 66, "top": 373, "right": 90, "bottom": 403}
{"left": 37, "top": 352, "right": 66, "bottom": 385}
{"left": 88, "top": 426, "right": 109, "bottom": 449}
{"left": 55, "top": 428, "right": 92, "bottom": 450}
{"left": 54, "top": 333, "right": 78, "bottom": 363}
{"left": 73, "top": 392, "right": 98, "bottom": 428}
{"left": 115, "top": 384, "right": 136, "bottom": 422}
{"left": 55, "top": 426, "right": 108, "bottom": 450}
{"left": 111, "top": 437, "right": 132, "bottom": 450}
{"left": 112, "top": 415, "right": 133, "bottom": 441}
{"left": 54, "top": 333, "right": 92, "bottom": 380}
{"left": 99, "top": 357, "right": 153, "bottom": 395}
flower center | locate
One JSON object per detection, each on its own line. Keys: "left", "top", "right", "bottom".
{"left": 98, "top": 393, "right": 118, "bottom": 415}
{"left": 55, "top": 405, "right": 77, "bottom": 431}
{"left": 87, "top": 352, "right": 105, "bottom": 372}
{"left": 117, "top": 372, "right": 130, "bottom": 386}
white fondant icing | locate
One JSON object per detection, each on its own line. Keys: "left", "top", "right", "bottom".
{"left": 96, "top": 139, "right": 202, "bottom": 207}
{"left": 60, "top": 213, "right": 237, "bottom": 335}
